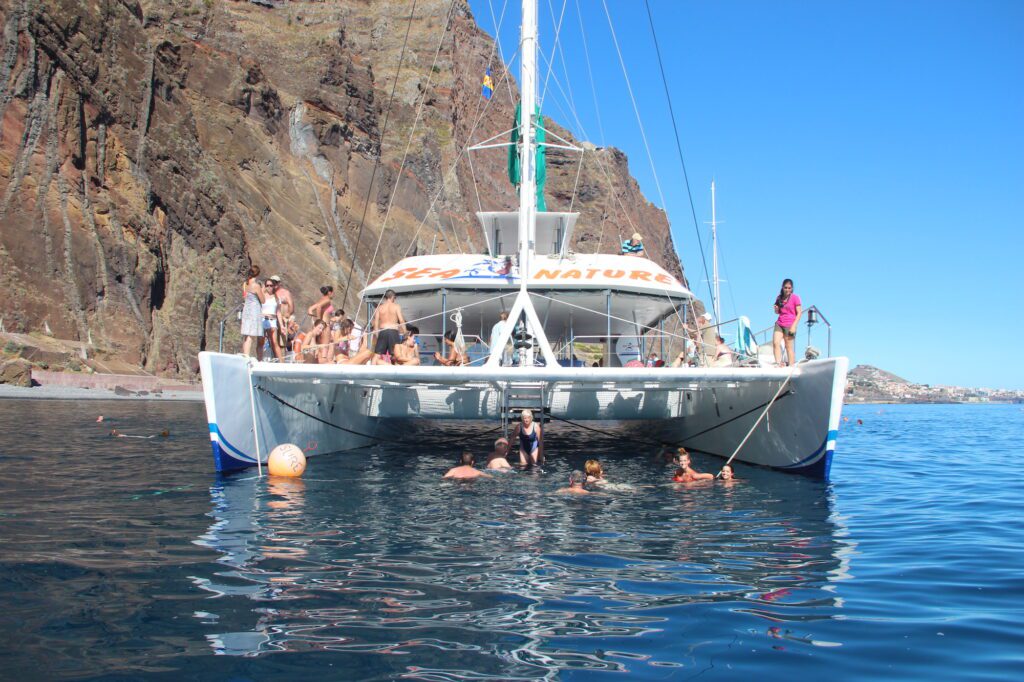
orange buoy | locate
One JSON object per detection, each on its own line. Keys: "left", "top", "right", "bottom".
{"left": 267, "top": 443, "right": 307, "bottom": 477}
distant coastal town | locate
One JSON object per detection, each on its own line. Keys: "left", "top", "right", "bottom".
{"left": 846, "top": 365, "right": 1024, "bottom": 404}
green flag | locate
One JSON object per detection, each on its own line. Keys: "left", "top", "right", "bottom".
{"left": 507, "top": 103, "right": 547, "bottom": 211}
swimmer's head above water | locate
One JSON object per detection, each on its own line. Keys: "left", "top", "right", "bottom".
{"left": 568, "top": 470, "right": 586, "bottom": 488}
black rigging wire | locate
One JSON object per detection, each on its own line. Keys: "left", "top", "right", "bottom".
{"left": 643, "top": 0, "right": 717, "bottom": 320}
{"left": 341, "top": 0, "right": 424, "bottom": 309}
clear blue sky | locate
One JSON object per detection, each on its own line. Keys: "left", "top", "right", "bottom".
{"left": 469, "top": 0, "right": 1024, "bottom": 389}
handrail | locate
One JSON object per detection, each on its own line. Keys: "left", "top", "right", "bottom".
{"left": 218, "top": 302, "right": 244, "bottom": 353}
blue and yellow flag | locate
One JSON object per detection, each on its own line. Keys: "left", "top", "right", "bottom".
{"left": 481, "top": 67, "right": 494, "bottom": 100}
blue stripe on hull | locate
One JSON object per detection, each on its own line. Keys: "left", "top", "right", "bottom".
{"left": 208, "top": 424, "right": 256, "bottom": 472}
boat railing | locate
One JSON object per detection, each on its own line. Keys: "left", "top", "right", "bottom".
{"left": 217, "top": 302, "right": 245, "bottom": 353}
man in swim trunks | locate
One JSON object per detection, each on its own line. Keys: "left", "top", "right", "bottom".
{"left": 443, "top": 451, "right": 491, "bottom": 479}
{"left": 370, "top": 289, "right": 407, "bottom": 364}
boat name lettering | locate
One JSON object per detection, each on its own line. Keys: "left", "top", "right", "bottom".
{"left": 381, "top": 266, "right": 675, "bottom": 285}
{"left": 533, "top": 268, "right": 674, "bottom": 284}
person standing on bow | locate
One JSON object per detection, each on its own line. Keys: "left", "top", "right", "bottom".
{"left": 240, "top": 266, "right": 265, "bottom": 360}
{"left": 772, "top": 278, "right": 803, "bottom": 367}
{"left": 511, "top": 409, "right": 544, "bottom": 467}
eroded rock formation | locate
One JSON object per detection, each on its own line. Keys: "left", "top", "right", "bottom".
{"left": 0, "top": 0, "right": 690, "bottom": 377}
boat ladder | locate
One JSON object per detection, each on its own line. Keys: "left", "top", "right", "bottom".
{"left": 501, "top": 381, "right": 549, "bottom": 437}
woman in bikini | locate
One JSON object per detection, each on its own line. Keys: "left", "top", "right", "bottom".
{"left": 307, "top": 286, "right": 335, "bottom": 362}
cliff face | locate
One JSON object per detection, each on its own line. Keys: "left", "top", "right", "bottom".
{"left": 0, "top": 0, "right": 690, "bottom": 377}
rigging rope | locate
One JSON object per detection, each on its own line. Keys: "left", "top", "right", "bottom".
{"left": 717, "top": 371, "right": 794, "bottom": 477}
{"left": 600, "top": 0, "right": 668, "bottom": 212}
{"left": 256, "top": 384, "right": 500, "bottom": 447}
{"left": 363, "top": 0, "right": 460, "bottom": 293}
{"left": 340, "top": 0, "right": 420, "bottom": 310}
{"left": 643, "top": 0, "right": 716, "bottom": 319}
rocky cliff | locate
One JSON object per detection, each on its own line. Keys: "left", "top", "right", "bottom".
{"left": 0, "top": 0, "right": 691, "bottom": 377}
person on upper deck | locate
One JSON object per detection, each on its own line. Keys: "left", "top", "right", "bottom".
{"left": 772, "top": 278, "right": 803, "bottom": 367}
{"left": 511, "top": 409, "right": 544, "bottom": 467}
{"left": 621, "top": 232, "right": 646, "bottom": 257}
{"left": 370, "top": 289, "right": 407, "bottom": 364}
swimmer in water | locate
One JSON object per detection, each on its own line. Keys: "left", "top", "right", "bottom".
{"left": 556, "top": 470, "right": 590, "bottom": 495}
{"left": 486, "top": 438, "right": 513, "bottom": 470}
{"left": 718, "top": 464, "right": 738, "bottom": 483}
{"left": 584, "top": 459, "right": 606, "bottom": 486}
{"left": 672, "top": 448, "right": 714, "bottom": 483}
{"left": 443, "top": 451, "right": 491, "bottom": 480}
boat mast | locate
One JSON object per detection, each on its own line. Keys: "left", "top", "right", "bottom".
{"left": 711, "top": 180, "right": 721, "bottom": 324}
{"left": 485, "top": 0, "right": 557, "bottom": 368}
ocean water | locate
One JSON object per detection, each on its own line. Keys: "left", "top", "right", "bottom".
{"left": 0, "top": 400, "right": 1021, "bottom": 680}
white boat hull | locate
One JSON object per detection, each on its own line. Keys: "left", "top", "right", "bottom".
{"left": 199, "top": 352, "right": 848, "bottom": 479}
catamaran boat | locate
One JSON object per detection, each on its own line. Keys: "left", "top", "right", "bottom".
{"left": 198, "top": 0, "right": 848, "bottom": 480}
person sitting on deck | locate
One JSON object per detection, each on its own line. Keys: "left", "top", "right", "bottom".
{"left": 443, "top": 451, "right": 491, "bottom": 480}
{"left": 621, "top": 232, "right": 646, "bottom": 257}
{"left": 712, "top": 335, "right": 735, "bottom": 367}
{"left": 392, "top": 325, "right": 421, "bottom": 366}
{"left": 433, "top": 329, "right": 468, "bottom": 366}
{"left": 585, "top": 459, "right": 606, "bottom": 486}
{"left": 673, "top": 448, "right": 714, "bottom": 483}
{"left": 486, "top": 438, "right": 513, "bottom": 470}
{"left": 556, "top": 470, "right": 590, "bottom": 494}
{"left": 294, "top": 319, "right": 327, "bottom": 363}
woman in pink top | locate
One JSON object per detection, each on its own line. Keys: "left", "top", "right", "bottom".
{"left": 772, "top": 278, "right": 803, "bottom": 366}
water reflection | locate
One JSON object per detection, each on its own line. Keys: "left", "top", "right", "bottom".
{"left": 193, "top": 451, "right": 855, "bottom": 676}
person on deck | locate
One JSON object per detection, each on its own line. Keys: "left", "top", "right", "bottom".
{"left": 392, "top": 325, "right": 421, "bottom": 366}
{"left": 511, "top": 409, "right": 544, "bottom": 467}
{"left": 307, "top": 286, "right": 335, "bottom": 361}
{"left": 240, "top": 266, "right": 266, "bottom": 360}
{"left": 369, "top": 289, "right": 407, "bottom": 364}
{"left": 270, "top": 275, "right": 293, "bottom": 347}
{"left": 490, "top": 311, "right": 510, "bottom": 365}
{"left": 261, "top": 278, "right": 284, "bottom": 361}
{"left": 294, "top": 319, "right": 327, "bottom": 363}
{"left": 556, "top": 470, "right": 590, "bottom": 494}
{"left": 486, "top": 438, "right": 513, "bottom": 470}
{"left": 673, "top": 448, "right": 714, "bottom": 483}
{"left": 712, "top": 335, "right": 734, "bottom": 367}
{"left": 772, "top": 278, "right": 803, "bottom": 367}
{"left": 434, "top": 329, "right": 468, "bottom": 366}
{"left": 443, "top": 451, "right": 491, "bottom": 480}
{"left": 621, "top": 232, "right": 646, "bottom": 257}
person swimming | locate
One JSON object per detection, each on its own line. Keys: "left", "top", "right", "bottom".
{"left": 443, "top": 451, "right": 491, "bottom": 480}
{"left": 672, "top": 448, "right": 714, "bottom": 483}
{"left": 585, "top": 459, "right": 606, "bottom": 486}
{"left": 486, "top": 438, "right": 513, "bottom": 470}
{"left": 555, "top": 470, "right": 590, "bottom": 494}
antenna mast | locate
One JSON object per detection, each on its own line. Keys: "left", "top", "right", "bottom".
{"left": 711, "top": 180, "right": 721, "bottom": 323}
